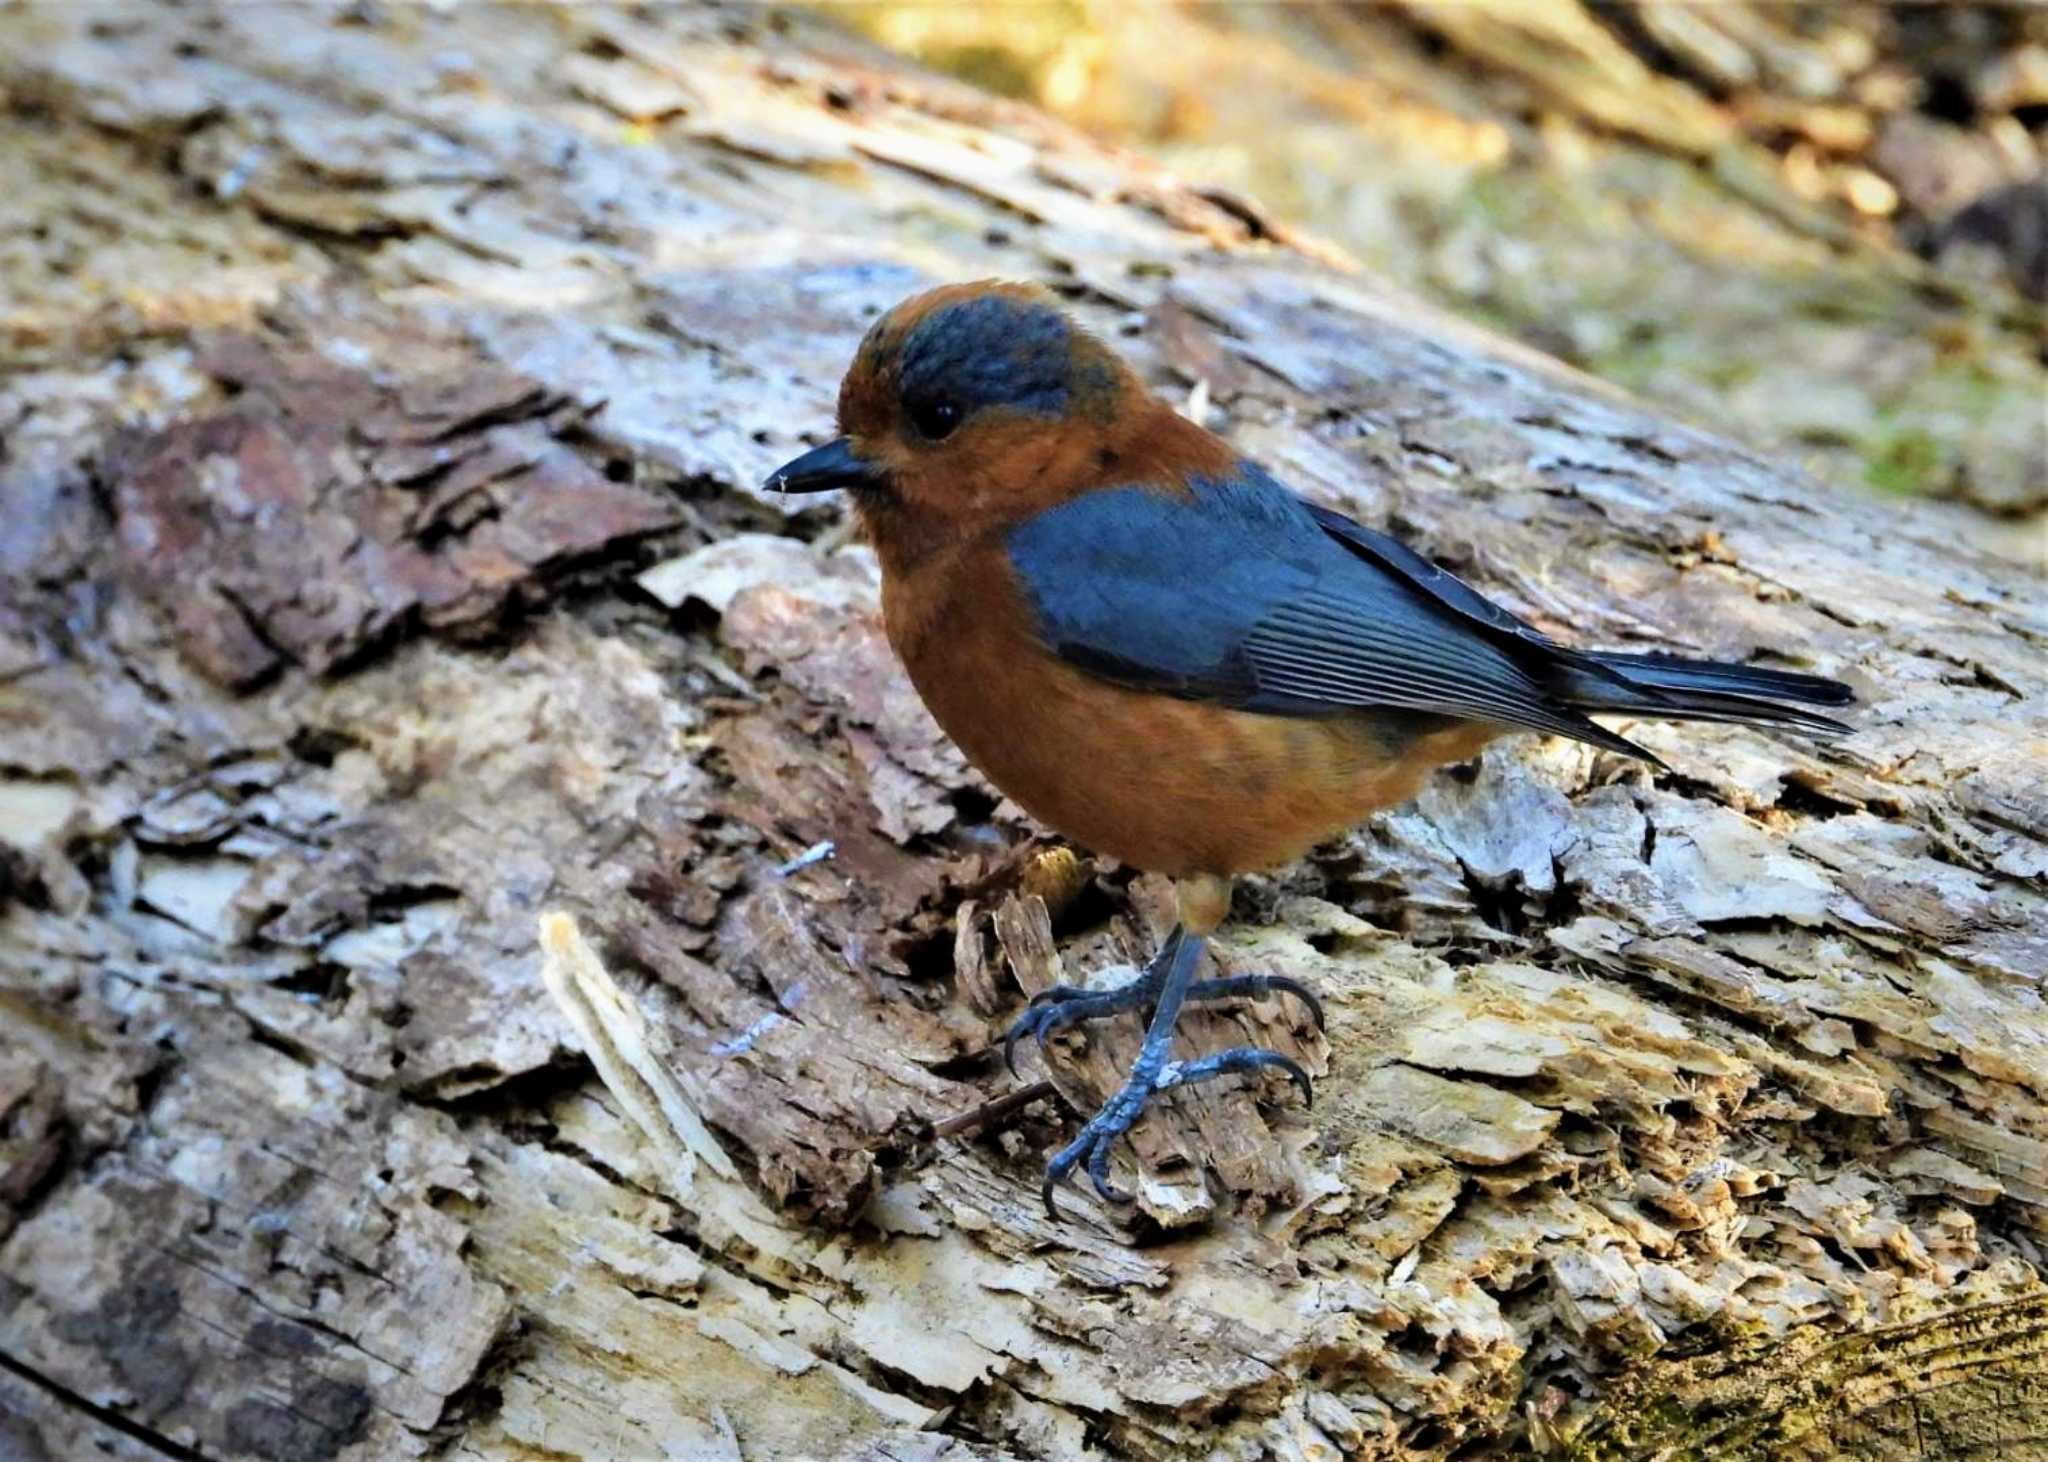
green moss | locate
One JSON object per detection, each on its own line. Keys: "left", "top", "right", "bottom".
{"left": 915, "top": 44, "right": 1039, "bottom": 101}
{"left": 1864, "top": 427, "right": 1946, "bottom": 495}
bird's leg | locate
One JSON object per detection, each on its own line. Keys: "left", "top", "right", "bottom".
{"left": 1004, "top": 950, "right": 1325, "bottom": 1076}
{"left": 1003, "top": 871, "right": 1322, "bottom": 1077}
{"left": 1038, "top": 874, "right": 1316, "bottom": 1220}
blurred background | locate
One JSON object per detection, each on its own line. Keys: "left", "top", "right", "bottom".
{"left": 832, "top": 1, "right": 2046, "bottom": 548}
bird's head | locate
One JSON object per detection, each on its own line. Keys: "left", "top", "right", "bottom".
{"left": 767, "top": 282, "right": 1174, "bottom": 561}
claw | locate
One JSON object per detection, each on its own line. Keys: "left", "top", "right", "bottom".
{"left": 1263, "top": 975, "right": 1326, "bottom": 1033}
{"left": 1002, "top": 1005, "right": 1040, "bottom": 1078}
{"left": 1041, "top": 1120, "right": 1139, "bottom": 1221}
{"left": 1086, "top": 1135, "right": 1132, "bottom": 1204}
{"left": 1166, "top": 1047, "right": 1315, "bottom": 1109}
{"left": 999, "top": 991, "right": 1097, "bottom": 1072}
{"left": 1041, "top": 1127, "right": 1093, "bottom": 1221}
{"left": 1200, "top": 972, "right": 1326, "bottom": 1032}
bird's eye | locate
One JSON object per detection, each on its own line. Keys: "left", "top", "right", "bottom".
{"left": 907, "top": 395, "right": 961, "bottom": 441}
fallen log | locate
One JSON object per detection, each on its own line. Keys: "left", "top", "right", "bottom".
{"left": 0, "top": 5, "right": 2042, "bottom": 1458}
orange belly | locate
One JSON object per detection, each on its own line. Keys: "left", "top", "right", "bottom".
{"left": 900, "top": 611, "right": 1499, "bottom": 877}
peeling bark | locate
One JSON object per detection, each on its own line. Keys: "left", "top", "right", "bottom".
{"left": 0, "top": 5, "right": 2042, "bottom": 1460}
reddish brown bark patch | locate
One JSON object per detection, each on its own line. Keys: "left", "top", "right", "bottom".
{"left": 109, "top": 322, "right": 681, "bottom": 688}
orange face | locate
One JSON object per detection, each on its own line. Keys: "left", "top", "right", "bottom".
{"left": 768, "top": 281, "right": 1137, "bottom": 539}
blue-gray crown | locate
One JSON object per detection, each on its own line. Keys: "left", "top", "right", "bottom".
{"left": 897, "top": 294, "right": 1075, "bottom": 420}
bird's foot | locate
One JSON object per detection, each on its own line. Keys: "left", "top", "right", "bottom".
{"left": 1041, "top": 1044, "right": 1314, "bottom": 1220}
{"left": 1005, "top": 969, "right": 1324, "bottom": 1077}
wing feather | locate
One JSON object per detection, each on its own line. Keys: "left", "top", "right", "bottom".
{"left": 1006, "top": 462, "right": 1845, "bottom": 762}
{"left": 1005, "top": 469, "right": 1647, "bottom": 755}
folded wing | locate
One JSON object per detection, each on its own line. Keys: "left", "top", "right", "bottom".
{"left": 1005, "top": 462, "right": 1851, "bottom": 761}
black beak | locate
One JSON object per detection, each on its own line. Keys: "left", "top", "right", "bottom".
{"left": 765, "top": 437, "right": 883, "bottom": 496}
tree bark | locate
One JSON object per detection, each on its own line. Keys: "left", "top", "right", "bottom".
{"left": 1, "top": 5, "right": 2042, "bottom": 1459}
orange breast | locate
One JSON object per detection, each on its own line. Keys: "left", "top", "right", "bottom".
{"left": 885, "top": 549, "right": 1500, "bottom": 878}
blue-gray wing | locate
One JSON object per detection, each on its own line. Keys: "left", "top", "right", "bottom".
{"left": 1004, "top": 465, "right": 1644, "bottom": 754}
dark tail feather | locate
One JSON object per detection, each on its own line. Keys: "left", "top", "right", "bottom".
{"left": 1584, "top": 650, "right": 1854, "bottom": 707}
{"left": 1562, "top": 651, "right": 1855, "bottom": 739}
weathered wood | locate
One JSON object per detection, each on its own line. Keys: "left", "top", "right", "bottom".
{"left": 0, "top": 4, "right": 2042, "bottom": 1459}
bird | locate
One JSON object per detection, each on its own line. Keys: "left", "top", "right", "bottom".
{"left": 766, "top": 280, "right": 1853, "bottom": 1220}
